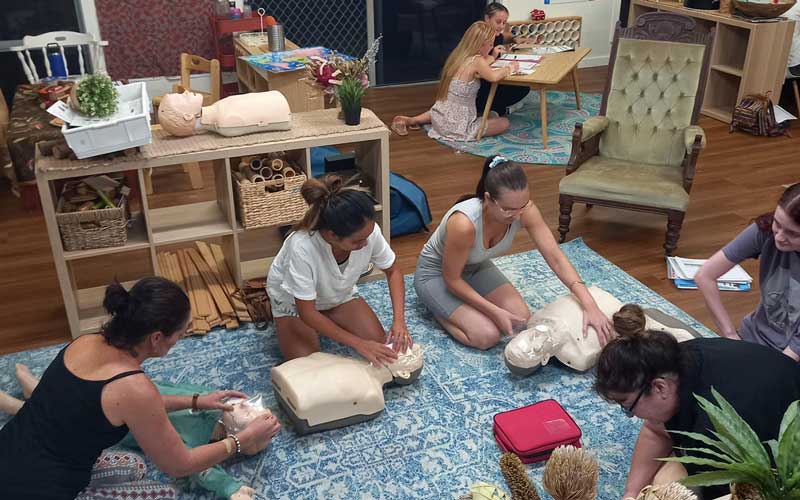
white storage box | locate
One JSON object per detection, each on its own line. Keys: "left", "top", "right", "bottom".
{"left": 62, "top": 82, "right": 152, "bottom": 159}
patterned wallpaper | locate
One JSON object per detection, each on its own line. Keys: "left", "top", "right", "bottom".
{"left": 95, "top": 0, "right": 215, "bottom": 80}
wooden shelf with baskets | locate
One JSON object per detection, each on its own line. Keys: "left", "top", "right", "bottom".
{"left": 629, "top": 0, "right": 795, "bottom": 124}
{"left": 36, "top": 109, "right": 391, "bottom": 339}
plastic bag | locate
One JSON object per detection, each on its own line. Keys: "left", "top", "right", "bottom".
{"left": 221, "top": 394, "right": 272, "bottom": 434}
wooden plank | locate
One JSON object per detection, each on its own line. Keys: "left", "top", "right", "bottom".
{"left": 187, "top": 248, "right": 235, "bottom": 317}
{"left": 209, "top": 243, "right": 251, "bottom": 322}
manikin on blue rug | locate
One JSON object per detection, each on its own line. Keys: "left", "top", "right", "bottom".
{"left": 426, "top": 91, "right": 601, "bottom": 166}
{"left": 0, "top": 239, "right": 712, "bottom": 499}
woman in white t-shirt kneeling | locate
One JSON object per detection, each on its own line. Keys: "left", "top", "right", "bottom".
{"left": 267, "top": 175, "right": 412, "bottom": 366}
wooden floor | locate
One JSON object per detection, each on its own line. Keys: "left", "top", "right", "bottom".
{"left": 1, "top": 66, "right": 797, "bottom": 354}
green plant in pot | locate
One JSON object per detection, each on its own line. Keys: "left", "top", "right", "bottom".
{"left": 336, "top": 76, "right": 365, "bottom": 126}
{"left": 662, "top": 388, "right": 800, "bottom": 500}
{"left": 70, "top": 73, "right": 119, "bottom": 118}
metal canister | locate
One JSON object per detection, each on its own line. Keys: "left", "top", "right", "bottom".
{"left": 268, "top": 24, "right": 285, "bottom": 52}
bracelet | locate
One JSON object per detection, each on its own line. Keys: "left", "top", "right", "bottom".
{"left": 568, "top": 279, "right": 586, "bottom": 290}
{"left": 228, "top": 434, "right": 242, "bottom": 455}
{"left": 222, "top": 436, "right": 233, "bottom": 455}
{"left": 191, "top": 393, "right": 200, "bottom": 412}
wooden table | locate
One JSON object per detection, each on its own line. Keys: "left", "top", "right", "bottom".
{"left": 234, "top": 37, "right": 325, "bottom": 113}
{"left": 476, "top": 47, "right": 591, "bottom": 147}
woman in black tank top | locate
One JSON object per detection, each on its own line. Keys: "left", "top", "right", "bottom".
{"left": 0, "top": 277, "right": 280, "bottom": 500}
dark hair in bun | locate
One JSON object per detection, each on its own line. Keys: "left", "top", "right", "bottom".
{"left": 102, "top": 277, "right": 190, "bottom": 355}
{"left": 294, "top": 174, "right": 375, "bottom": 237}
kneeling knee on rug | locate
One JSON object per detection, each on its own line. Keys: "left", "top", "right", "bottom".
{"left": 465, "top": 327, "right": 502, "bottom": 350}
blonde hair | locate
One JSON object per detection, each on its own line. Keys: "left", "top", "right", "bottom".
{"left": 294, "top": 175, "right": 375, "bottom": 236}
{"left": 436, "top": 21, "right": 495, "bottom": 102}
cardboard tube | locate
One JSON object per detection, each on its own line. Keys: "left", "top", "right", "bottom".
{"left": 281, "top": 166, "right": 296, "bottom": 178}
{"left": 249, "top": 158, "right": 262, "bottom": 172}
{"left": 245, "top": 168, "right": 265, "bottom": 183}
{"left": 266, "top": 173, "right": 284, "bottom": 192}
{"left": 259, "top": 167, "right": 275, "bottom": 180}
{"left": 270, "top": 158, "right": 284, "bottom": 172}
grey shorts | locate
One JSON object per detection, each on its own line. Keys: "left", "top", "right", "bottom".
{"left": 414, "top": 260, "right": 510, "bottom": 320}
{"left": 269, "top": 294, "right": 357, "bottom": 319}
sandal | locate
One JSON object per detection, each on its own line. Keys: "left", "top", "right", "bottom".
{"left": 407, "top": 124, "right": 421, "bottom": 131}
{"left": 391, "top": 117, "right": 408, "bottom": 136}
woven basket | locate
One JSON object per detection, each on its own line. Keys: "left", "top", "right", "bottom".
{"left": 732, "top": 0, "right": 796, "bottom": 18}
{"left": 233, "top": 172, "right": 309, "bottom": 229}
{"left": 57, "top": 199, "right": 128, "bottom": 252}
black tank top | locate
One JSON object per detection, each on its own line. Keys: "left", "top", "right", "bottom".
{"left": 0, "top": 340, "right": 144, "bottom": 499}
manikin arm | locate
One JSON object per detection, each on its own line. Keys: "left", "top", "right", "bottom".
{"left": 622, "top": 421, "right": 675, "bottom": 499}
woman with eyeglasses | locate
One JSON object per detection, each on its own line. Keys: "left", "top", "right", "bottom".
{"left": 413, "top": 155, "right": 611, "bottom": 350}
{"left": 595, "top": 303, "right": 800, "bottom": 500}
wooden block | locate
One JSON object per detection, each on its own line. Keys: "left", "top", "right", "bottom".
{"left": 178, "top": 249, "right": 211, "bottom": 320}
{"left": 210, "top": 243, "right": 252, "bottom": 322}
{"left": 187, "top": 248, "right": 235, "bottom": 317}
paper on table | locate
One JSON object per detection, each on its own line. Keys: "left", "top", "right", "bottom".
{"left": 499, "top": 53, "right": 543, "bottom": 63}
{"left": 773, "top": 104, "right": 797, "bottom": 123}
{"left": 47, "top": 100, "right": 138, "bottom": 128}
{"left": 491, "top": 59, "right": 537, "bottom": 75}
{"left": 667, "top": 256, "right": 752, "bottom": 283}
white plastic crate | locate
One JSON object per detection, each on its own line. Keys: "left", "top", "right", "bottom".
{"left": 62, "top": 82, "right": 152, "bottom": 159}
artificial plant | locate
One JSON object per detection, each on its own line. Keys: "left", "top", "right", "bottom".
{"left": 663, "top": 388, "right": 800, "bottom": 500}
{"left": 75, "top": 73, "right": 119, "bottom": 118}
{"left": 336, "top": 76, "right": 366, "bottom": 112}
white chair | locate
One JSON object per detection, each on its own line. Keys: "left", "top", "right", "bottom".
{"left": 12, "top": 31, "right": 108, "bottom": 84}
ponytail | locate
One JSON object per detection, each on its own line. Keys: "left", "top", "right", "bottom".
{"left": 294, "top": 174, "right": 375, "bottom": 237}
{"left": 457, "top": 155, "right": 528, "bottom": 204}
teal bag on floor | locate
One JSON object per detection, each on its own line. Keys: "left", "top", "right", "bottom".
{"left": 390, "top": 172, "right": 431, "bottom": 238}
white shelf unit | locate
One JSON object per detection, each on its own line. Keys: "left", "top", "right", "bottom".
{"left": 37, "top": 120, "right": 390, "bottom": 339}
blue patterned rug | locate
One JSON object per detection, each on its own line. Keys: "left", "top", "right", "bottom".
{"left": 426, "top": 91, "right": 601, "bottom": 166}
{"left": 0, "top": 239, "right": 711, "bottom": 500}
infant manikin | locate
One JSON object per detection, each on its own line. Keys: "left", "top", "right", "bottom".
{"left": 271, "top": 344, "right": 424, "bottom": 435}
{"left": 505, "top": 287, "right": 697, "bottom": 376}
{"left": 158, "top": 90, "right": 291, "bottom": 137}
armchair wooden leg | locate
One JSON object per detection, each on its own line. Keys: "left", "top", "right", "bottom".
{"left": 558, "top": 194, "right": 574, "bottom": 243}
{"left": 585, "top": 203, "right": 593, "bottom": 209}
{"left": 664, "top": 211, "right": 685, "bottom": 256}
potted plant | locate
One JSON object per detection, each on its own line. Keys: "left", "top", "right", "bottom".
{"left": 70, "top": 73, "right": 119, "bottom": 118}
{"left": 336, "top": 77, "right": 365, "bottom": 126}
{"left": 663, "top": 388, "right": 800, "bottom": 500}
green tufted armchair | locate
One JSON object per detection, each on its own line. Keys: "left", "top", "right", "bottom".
{"left": 558, "top": 13, "right": 714, "bottom": 255}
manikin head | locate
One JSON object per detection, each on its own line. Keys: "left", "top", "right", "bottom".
{"left": 484, "top": 2, "right": 510, "bottom": 36}
{"left": 384, "top": 343, "right": 424, "bottom": 384}
{"left": 504, "top": 318, "right": 565, "bottom": 377}
{"left": 294, "top": 175, "right": 376, "bottom": 252}
{"left": 102, "top": 277, "right": 191, "bottom": 359}
{"left": 221, "top": 394, "right": 273, "bottom": 434}
{"left": 158, "top": 91, "right": 204, "bottom": 137}
{"left": 755, "top": 182, "right": 800, "bottom": 252}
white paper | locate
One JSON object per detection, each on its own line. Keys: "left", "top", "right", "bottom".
{"left": 491, "top": 59, "right": 537, "bottom": 75}
{"left": 499, "top": 53, "right": 542, "bottom": 63}
{"left": 525, "top": 45, "right": 574, "bottom": 56}
{"left": 773, "top": 104, "right": 797, "bottom": 123}
{"left": 47, "top": 99, "right": 138, "bottom": 128}
{"left": 666, "top": 257, "right": 752, "bottom": 283}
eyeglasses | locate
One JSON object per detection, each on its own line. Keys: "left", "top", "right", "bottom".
{"left": 492, "top": 198, "right": 532, "bottom": 217}
{"left": 620, "top": 384, "right": 648, "bottom": 418}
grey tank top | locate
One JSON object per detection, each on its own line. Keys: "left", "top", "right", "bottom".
{"left": 416, "top": 197, "right": 521, "bottom": 276}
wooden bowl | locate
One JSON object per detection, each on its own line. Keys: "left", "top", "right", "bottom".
{"left": 731, "top": 0, "right": 796, "bottom": 18}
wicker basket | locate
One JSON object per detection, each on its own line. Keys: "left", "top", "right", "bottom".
{"left": 57, "top": 199, "right": 129, "bottom": 252}
{"left": 732, "top": 0, "right": 796, "bottom": 18}
{"left": 233, "top": 172, "right": 309, "bottom": 229}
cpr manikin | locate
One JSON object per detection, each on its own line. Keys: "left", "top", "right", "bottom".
{"left": 505, "top": 287, "right": 697, "bottom": 377}
{"left": 158, "top": 90, "right": 291, "bottom": 137}
{"left": 271, "top": 344, "right": 424, "bottom": 435}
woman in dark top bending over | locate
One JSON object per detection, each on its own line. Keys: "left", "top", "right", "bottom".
{"left": 0, "top": 277, "right": 279, "bottom": 500}
{"left": 595, "top": 304, "right": 800, "bottom": 500}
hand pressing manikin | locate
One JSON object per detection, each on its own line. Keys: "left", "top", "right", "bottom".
{"left": 158, "top": 90, "right": 291, "bottom": 137}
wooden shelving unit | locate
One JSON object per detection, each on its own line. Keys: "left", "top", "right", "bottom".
{"left": 629, "top": 0, "right": 795, "bottom": 124}
{"left": 36, "top": 111, "right": 391, "bottom": 339}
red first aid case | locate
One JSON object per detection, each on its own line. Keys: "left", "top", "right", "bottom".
{"left": 493, "top": 399, "right": 582, "bottom": 463}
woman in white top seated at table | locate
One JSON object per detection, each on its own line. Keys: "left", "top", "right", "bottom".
{"left": 266, "top": 175, "right": 412, "bottom": 367}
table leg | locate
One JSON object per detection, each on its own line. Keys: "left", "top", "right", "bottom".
{"left": 572, "top": 68, "right": 581, "bottom": 110}
{"left": 540, "top": 88, "right": 548, "bottom": 149}
{"left": 476, "top": 82, "right": 498, "bottom": 141}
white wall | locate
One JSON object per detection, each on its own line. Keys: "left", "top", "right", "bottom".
{"left": 502, "top": 0, "right": 621, "bottom": 67}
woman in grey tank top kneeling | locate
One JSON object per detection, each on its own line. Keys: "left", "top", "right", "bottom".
{"left": 414, "top": 155, "right": 613, "bottom": 350}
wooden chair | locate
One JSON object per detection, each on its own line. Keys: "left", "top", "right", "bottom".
{"left": 147, "top": 53, "right": 222, "bottom": 194}
{"left": 12, "top": 31, "right": 108, "bottom": 84}
{"left": 557, "top": 13, "right": 714, "bottom": 255}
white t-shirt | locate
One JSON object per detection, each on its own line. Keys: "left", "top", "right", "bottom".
{"left": 266, "top": 224, "right": 395, "bottom": 310}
